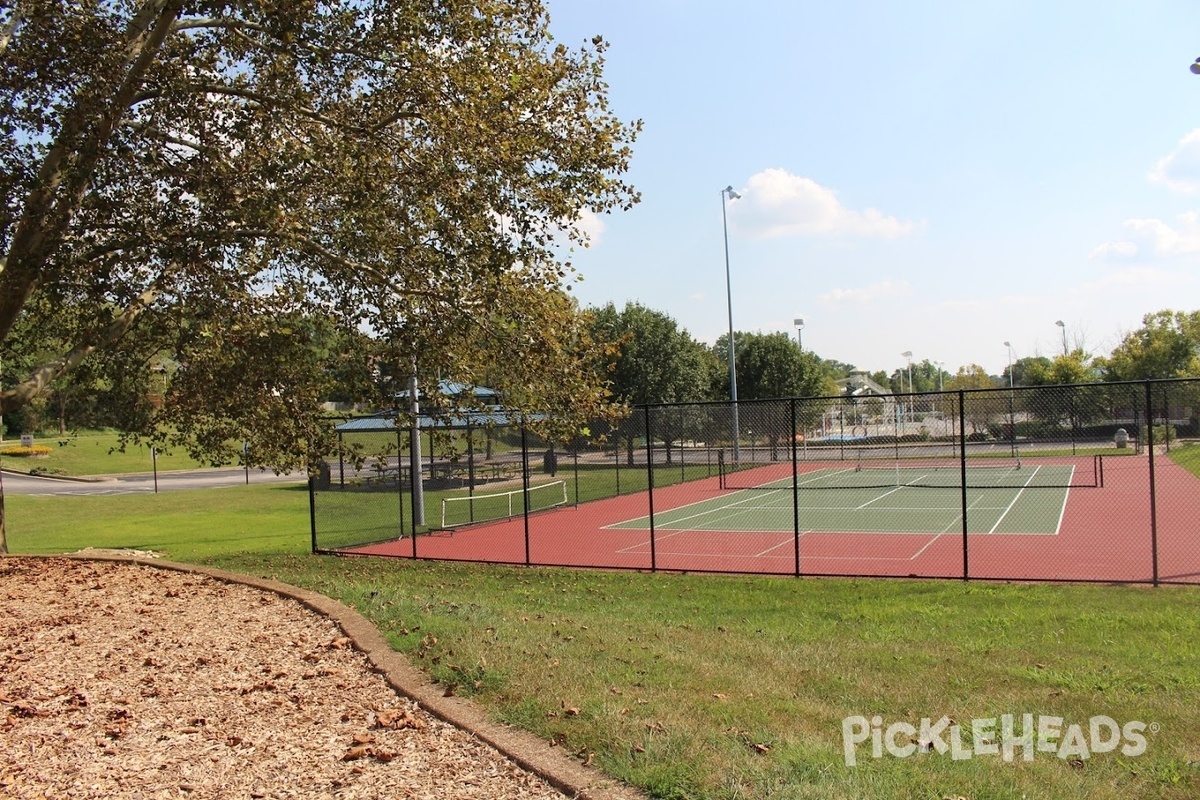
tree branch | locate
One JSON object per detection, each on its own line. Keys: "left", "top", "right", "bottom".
{"left": 0, "top": 0, "right": 185, "bottom": 344}
{"left": 0, "top": 4, "right": 25, "bottom": 56}
{"left": 0, "top": 285, "right": 160, "bottom": 415}
{"left": 170, "top": 17, "right": 270, "bottom": 34}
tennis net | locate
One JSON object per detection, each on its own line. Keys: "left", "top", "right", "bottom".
{"left": 721, "top": 455, "right": 1100, "bottom": 491}
{"left": 441, "top": 479, "right": 568, "bottom": 528}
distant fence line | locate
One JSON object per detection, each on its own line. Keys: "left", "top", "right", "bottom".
{"left": 311, "top": 378, "right": 1200, "bottom": 585}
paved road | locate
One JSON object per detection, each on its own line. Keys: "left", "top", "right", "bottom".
{"left": 1, "top": 467, "right": 308, "bottom": 496}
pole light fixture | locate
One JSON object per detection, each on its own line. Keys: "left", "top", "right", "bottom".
{"left": 1055, "top": 320, "right": 1067, "bottom": 355}
{"left": 722, "top": 185, "right": 741, "bottom": 462}
{"left": 900, "top": 350, "right": 913, "bottom": 426}
{"left": 794, "top": 317, "right": 805, "bottom": 351}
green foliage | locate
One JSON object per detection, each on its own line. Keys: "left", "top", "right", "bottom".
{"left": 1101, "top": 310, "right": 1200, "bottom": 381}
{"left": 0, "top": 0, "right": 642, "bottom": 551}
{"left": 713, "top": 332, "right": 835, "bottom": 401}
{"left": 589, "top": 302, "right": 713, "bottom": 405}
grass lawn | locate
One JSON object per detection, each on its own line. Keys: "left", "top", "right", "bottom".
{"left": 1, "top": 431, "right": 215, "bottom": 476}
{"left": 5, "top": 485, "right": 1200, "bottom": 799}
{"left": 1168, "top": 441, "right": 1200, "bottom": 478}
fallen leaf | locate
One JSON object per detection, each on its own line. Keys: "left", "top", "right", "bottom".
{"left": 342, "top": 745, "right": 370, "bottom": 761}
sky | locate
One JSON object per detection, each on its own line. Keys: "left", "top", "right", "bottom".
{"left": 542, "top": 0, "right": 1200, "bottom": 379}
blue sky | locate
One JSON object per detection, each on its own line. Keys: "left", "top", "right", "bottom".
{"left": 545, "top": 1, "right": 1200, "bottom": 378}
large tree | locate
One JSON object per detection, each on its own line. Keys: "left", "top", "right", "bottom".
{"left": 712, "top": 332, "right": 835, "bottom": 458}
{"left": 1099, "top": 309, "right": 1200, "bottom": 381}
{"left": 588, "top": 301, "right": 712, "bottom": 462}
{"left": 0, "top": 0, "right": 640, "bottom": 550}
{"left": 589, "top": 302, "right": 711, "bottom": 405}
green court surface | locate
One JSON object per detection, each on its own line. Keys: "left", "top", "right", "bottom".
{"left": 610, "top": 463, "right": 1076, "bottom": 535}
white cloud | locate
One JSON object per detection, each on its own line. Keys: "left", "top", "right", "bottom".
{"left": 1089, "top": 240, "right": 1138, "bottom": 260}
{"left": 819, "top": 280, "right": 913, "bottom": 305}
{"left": 574, "top": 208, "right": 606, "bottom": 246}
{"left": 1149, "top": 129, "right": 1200, "bottom": 192}
{"left": 732, "top": 168, "right": 921, "bottom": 240}
{"left": 1123, "top": 211, "right": 1200, "bottom": 256}
{"left": 1076, "top": 266, "right": 1189, "bottom": 293}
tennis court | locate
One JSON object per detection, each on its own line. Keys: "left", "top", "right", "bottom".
{"left": 608, "top": 463, "right": 1074, "bottom": 537}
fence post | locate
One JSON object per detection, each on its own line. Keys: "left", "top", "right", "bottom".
{"left": 614, "top": 439, "right": 621, "bottom": 495}
{"left": 1145, "top": 381, "right": 1159, "bottom": 586}
{"left": 521, "top": 418, "right": 531, "bottom": 566}
{"left": 308, "top": 475, "right": 318, "bottom": 554}
{"left": 791, "top": 398, "right": 801, "bottom": 577}
{"left": 644, "top": 405, "right": 657, "bottom": 572}
{"left": 573, "top": 448, "right": 580, "bottom": 506}
{"left": 958, "top": 390, "right": 969, "bottom": 580}
{"left": 395, "top": 422, "right": 408, "bottom": 542}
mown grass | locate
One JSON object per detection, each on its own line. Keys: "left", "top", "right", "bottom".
{"left": 1, "top": 431, "right": 214, "bottom": 475}
{"left": 1168, "top": 441, "right": 1200, "bottom": 478}
{"left": 5, "top": 481, "right": 1200, "bottom": 798}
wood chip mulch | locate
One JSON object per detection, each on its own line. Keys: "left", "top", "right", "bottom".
{"left": 0, "top": 557, "right": 568, "bottom": 799}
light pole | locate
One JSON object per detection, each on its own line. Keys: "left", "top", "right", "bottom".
{"left": 901, "top": 350, "right": 913, "bottom": 427}
{"left": 1055, "top": 320, "right": 1067, "bottom": 355}
{"left": 722, "top": 184, "right": 741, "bottom": 462}
{"left": 935, "top": 360, "right": 944, "bottom": 391}
{"left": 794, "top": 317, "right": 805, "bottom": 351}
{"left": 1004, "top": 341, "right": 1016, "bottom": 456}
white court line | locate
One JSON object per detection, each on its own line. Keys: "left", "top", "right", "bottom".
{"left": 908, "top": 491, "right": 992, "bottom": 559}
{"left": 1052, "top": 465, "right": 1076, "bottom": 534}
{"left": 853, "top": 476, "right": 932, "bottom": 510}
{"left": 986, "top": 465, "right": 1044, "bottom": 534}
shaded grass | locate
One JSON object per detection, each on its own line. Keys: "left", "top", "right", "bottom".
{"left": 5, "top": 488, "right": 1200, "bottom": 799}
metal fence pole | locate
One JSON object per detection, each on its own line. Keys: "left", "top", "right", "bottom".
{"left": 791, "top": 398, "right": 801, "bottom": 577}
{"left": 308, "top": 475, "right": 318, "bottom": 553}
{"left": 1145, "top": 381, "right": 1159, "bottom": 586}
{"left": 959, "top": 389, "right": 970, "bottom": 580}
{"left": 645, "top": 405, "right": 657, "bottom": 572}
{"left": 521, "top": 419, "right": 531, "bottom": 566}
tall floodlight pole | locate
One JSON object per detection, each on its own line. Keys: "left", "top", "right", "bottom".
{"left": 935, "top": 361, "right": 944, "bottom": 391}
{"left": 1055, "top": 320, "right": 1067, "bottom": 355}
{"left": 901, "top": 350, "right": 913, "bottom": 425}
{"left": 722, "top": 185, "right": 741, "bottom": 463}
{"left": 794, "top": 317, "right": 805, "bottom": 351}
{"left": 1005, "top": 341, "right": 1016, "bottom": 456}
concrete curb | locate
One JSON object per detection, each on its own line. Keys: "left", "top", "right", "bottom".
{"left": 0, "top": 468, "right": 114, "bottom": 483}
{"left": 8, "top": 553, "right": 646, "bottom": 800}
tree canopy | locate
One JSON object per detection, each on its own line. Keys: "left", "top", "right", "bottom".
{"left": 0, "top": 0, "right": 640, "bottom": 549}
{"left": 1099, "top": 310, "right": 1200, "bottom": 381}
{"left": 588, "top": 302, "right": 712, "bottom": 405}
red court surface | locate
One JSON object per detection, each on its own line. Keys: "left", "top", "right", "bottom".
{"left": 346, "top": 454, "right": 1200, "bottom": 584}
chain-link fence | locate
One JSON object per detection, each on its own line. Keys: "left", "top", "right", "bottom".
{"left": 311, "top": 378, "right": 1200, "bottom": 584}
